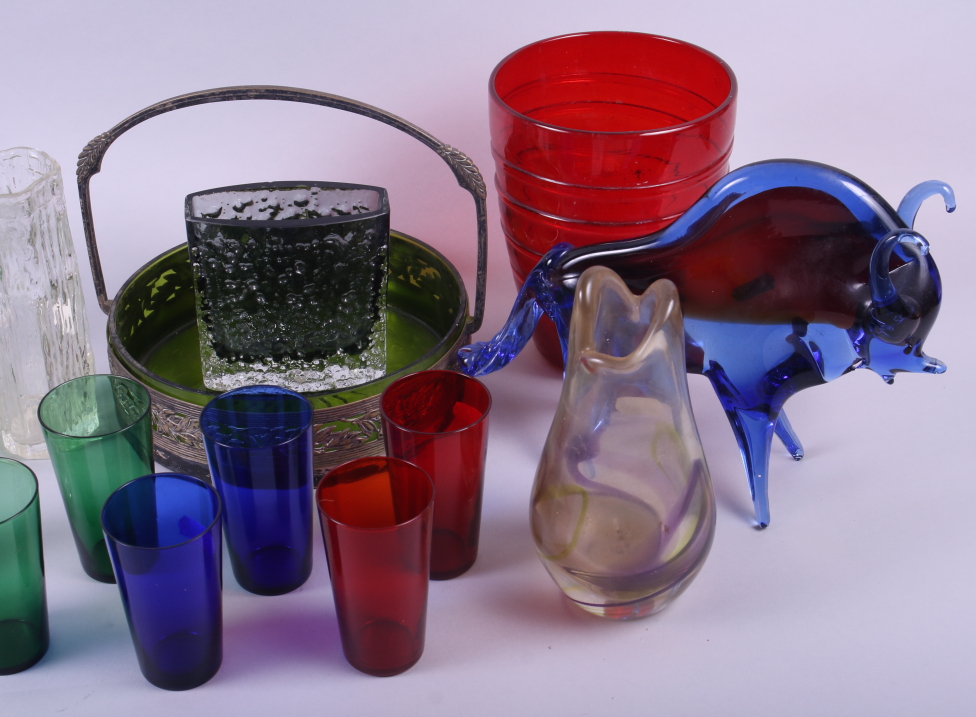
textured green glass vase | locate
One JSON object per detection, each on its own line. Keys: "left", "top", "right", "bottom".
{"left": 185, "top": 182, "right": 390, "bottom": 393}
{"left": 39, "top": 375, "right": 155, "bottom": 583}
{"left": 0, "top": 458, "right": 48, "bottom": 674}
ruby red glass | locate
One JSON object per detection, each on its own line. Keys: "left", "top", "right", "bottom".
{"left": 381, "top": 370, "right": 491, "bottom": 580}
{"left": 316, "top": 457, "right": 433, "bottom": 677}
{"left": 490, "top": 31, "right": 737, "bottom": 364}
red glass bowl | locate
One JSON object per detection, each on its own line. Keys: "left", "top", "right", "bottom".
{"left": 490, "top": 32, "right": 737, "bottom": 190}
{"left": 489, "top": 31, "right": 737, "bottom": 365}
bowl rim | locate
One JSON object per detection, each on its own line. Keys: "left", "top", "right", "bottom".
{"left": 489, "top": 31, "right": 738, "bottom": 138}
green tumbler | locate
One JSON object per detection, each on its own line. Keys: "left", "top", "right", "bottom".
{"left": 0, "top": 458, "right": 48, "bottom": 674}
{"left": 38, "top": 375, "right": 154, "bottom": 582}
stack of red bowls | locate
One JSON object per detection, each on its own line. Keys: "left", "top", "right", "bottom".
{"left": 489, "top": 31, "right": 738, "bottom": 365}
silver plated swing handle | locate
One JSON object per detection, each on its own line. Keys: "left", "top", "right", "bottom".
{"left": 76, "top": 85, "right": 488, "bottom": 334}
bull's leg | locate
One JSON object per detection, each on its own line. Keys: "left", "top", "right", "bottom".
{"left": 774, "top": 410, "right": 804, "bottom": 460}
{"left": 726, "top": 408, "right": 777, "bottom": 529}
{"left": 702, "top": 361, "right": 777, "bottom": 527}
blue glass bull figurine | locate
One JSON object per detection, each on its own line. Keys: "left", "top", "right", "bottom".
{"left": 459, "top": 160, "right": 953, "bottom": 527}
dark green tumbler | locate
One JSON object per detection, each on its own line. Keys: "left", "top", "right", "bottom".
{"left": 38, "top": 375, "right": 154, "bottom": 582}
{"left": 0, "top": 458, "right": 48, "bottom": 674}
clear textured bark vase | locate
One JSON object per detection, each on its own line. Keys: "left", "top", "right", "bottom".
{"left": 0, "top": 148, "right": 94, "bottom": 459}
{"left": 531, "top": 267, "right": 715, "bottom": 619}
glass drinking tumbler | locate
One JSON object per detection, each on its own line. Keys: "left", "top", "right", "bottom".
{"left": 317, "top": 457, "right": 434, "bottom": 676}
{"left": 200, "top": 385, "right": 314, "bottom": 595}
{"left": 0, "top": 459, "right": 48, "bottom": 674}
{"left": 38, "top": 374, "right": 154, "bottom": 582}
{"left": 489, "top": 32, "right": 737, "bottom": 364}
{"left": 381, "top": 370, "right": 491, "bottom": 579}
{"left": 101, "top": 473, "right": 223, "bottom": 690}
{"left": 0, "top": 147, "right": 95, "bottom": 459}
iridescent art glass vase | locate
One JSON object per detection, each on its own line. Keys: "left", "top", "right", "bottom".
{"left": 0, "top": 148, "right": 94, "bottom": 459}
{"left": 531, "top": 267, "right": 715, "bottom": 620}
{"left": 186, "top": 181, "right": 389, "bottom": 392}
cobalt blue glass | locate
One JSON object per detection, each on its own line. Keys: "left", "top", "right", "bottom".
{"left": 101, "top": 473, "right": 222, "bottom": 691}
{"left": 200, "top": 385, "right": 314, "bottom": 595}
{"left": 458, "top": 159, "right": 953, "bottom": 528}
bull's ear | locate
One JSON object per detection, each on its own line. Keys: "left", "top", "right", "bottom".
{"left": 868, "top": 231, "right": 928, "bottom": 344}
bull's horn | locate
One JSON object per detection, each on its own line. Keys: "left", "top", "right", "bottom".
{"left": 897, "top": 180, "right": 956, "bottom": 229}
{"left": 868, "top": 231, "right": 928, "bottom": 343}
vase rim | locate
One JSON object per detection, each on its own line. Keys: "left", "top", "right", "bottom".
{"left": 0, "top": 147, "right": 60, "bottom": 200}
{"left": 574, "top": 270, "right": 680, "bottom": 367}
{"left": 185, "top": 180, "right": 390, "bottom": 228}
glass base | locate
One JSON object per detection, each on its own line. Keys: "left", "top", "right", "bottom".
{"left": 2, "top": 433, "right": 48, "bottom": 460}
{"left": 345, "top": 619, "right": 423, "bottom": 677}
{"left": 232, "top": 544, "right": 311, "bottom": 596}
{"left": 0, "top": 619, "right": 48, "bottom": 675}
{"left": 138, "top": 629, "right": 221, "bottom": 691}
{"left": 563, "top": 558, "right": 710, "bottom": 621}
{"left": 198, "top": 310, "right": 387, "bottom": 393}
{"left": 568, "top": 590, "right": 678, "bottom": 621}
{"left": 429, "top": 528, "right": 476, "bottom": 581}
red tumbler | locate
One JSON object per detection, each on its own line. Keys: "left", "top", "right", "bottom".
{"left": 490, "top": 31, "right": 737, "bottom": 365}
{"left": 381, "top": 370, "right": 491, "bottom": 580}
{"left": 316, "top": 457, "right": 434, "bottom": 677}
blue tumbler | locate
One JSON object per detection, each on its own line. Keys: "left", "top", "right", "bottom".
{"left": 101, "top": 473, "right": 223, "bottom": 690}
{"left": 200, "top": 385, "right": 314, "bottom": 595}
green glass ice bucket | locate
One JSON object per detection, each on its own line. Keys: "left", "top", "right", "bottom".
{"left": 77, "top": 86, "right": 487, "bottom": 480}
